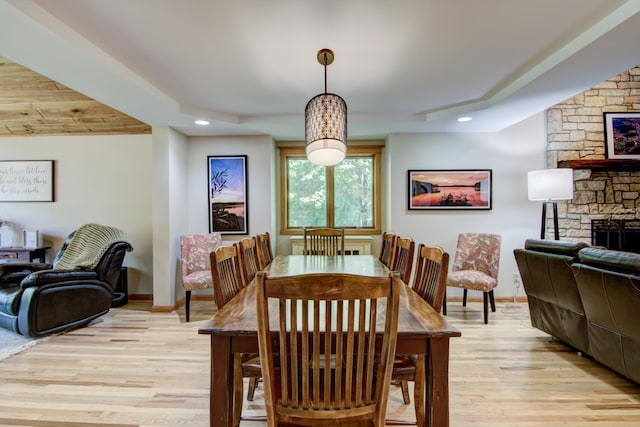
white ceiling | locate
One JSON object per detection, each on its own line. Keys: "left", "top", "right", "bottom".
{"left": 1, "top": 0, "right": 640, "bottom": 139}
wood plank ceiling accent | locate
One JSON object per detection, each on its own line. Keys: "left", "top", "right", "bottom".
{"left": 0, "top": 56, "right": 151, "bottom": 137}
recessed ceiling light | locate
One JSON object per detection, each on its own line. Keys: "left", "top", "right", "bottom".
{"left": 195, "top": 120, "right": 210, "bottom": 126}
{"left": 457, "top": 116, "right": 472, "bottom": 122}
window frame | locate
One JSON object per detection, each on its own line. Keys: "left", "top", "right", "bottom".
{"left": 279, "top": 145, "right": 382, "bottom": 235}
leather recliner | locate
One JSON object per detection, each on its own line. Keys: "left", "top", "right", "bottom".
{"left": 514, "top": 239, "right": 589, "bottom": 354}
{"left": 0, "top": 229, "right": 132, "bottom": 338}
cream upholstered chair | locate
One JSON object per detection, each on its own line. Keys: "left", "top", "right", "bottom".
{"left": 256, "top": 232, "right": 274, "bottom": 269}
{"left": 256, "top": 270, "right": 400, "bottom": 427}
{"left": 379, "top": 232, "right": 397, "bottom": 268}
{"left": 210, "top": 245, "right": 262, "bottom": 427}
{"left": 179, "top": 233, "right": 222, "bottom": 322}
{"left": 303, "top": 227, "right": 345, "bottom": 256}
{"left": 445, "top": 233, "right": 502, "bottom": 324}
{"left": 392, "top": 244, "right": 449, "bottom": 423}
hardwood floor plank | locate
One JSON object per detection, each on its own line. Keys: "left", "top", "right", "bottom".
{"left": 0, "top": 300, "right": 639, "bottom": 426}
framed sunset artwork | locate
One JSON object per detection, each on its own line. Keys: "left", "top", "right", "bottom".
{"left": 408, "top": 169, "right": 492, "bottom": 210}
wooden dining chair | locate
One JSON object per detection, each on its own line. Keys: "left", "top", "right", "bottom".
{"left": 256, "top": 232, "right": 274, "bottom": 269}
{"left": 236, "top": 236, "right": 260, "bottom": 286}
{"left": 445, "top": 232, "right": 502, "bottom": 324}
{"left": 256, "top": 270, "right": 401, "bottom": 427}
{"left": 391, "top": 236, "right": 415, "bottom": 284}
{"left": 392, "top": 244, "right": 450, "bottom": 425}
{"left": 303, "top": 227, "right": 345, "bottom": 256}
{"left": 379, "top": 231, "right": 397, "bottom": 268}
{"left": 210, "top": 245, "right": 262, "bottom": 427}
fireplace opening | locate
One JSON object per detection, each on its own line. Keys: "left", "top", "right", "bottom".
{"left": 592, "top": 219, "right": 640, "bottom": 253}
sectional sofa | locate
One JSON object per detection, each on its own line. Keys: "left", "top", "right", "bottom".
{"left": 514, "top": 239, "right": 640, "bottom": 384}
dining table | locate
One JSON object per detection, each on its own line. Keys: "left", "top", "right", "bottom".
{"left": 198, "top": 254, "right": 461, "bottom": 427}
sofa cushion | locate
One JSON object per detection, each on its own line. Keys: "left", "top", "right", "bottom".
{"left": 577, "top": 247, "right": 640, "bottom": 273}
{"left": 524, "top": 239, "right": 588, "bottom": 256}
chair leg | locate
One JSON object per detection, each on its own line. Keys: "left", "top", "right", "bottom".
{"left": 483, "top": 291, "right": 489, "bottom": 324}
{"left": 462, "top": 289, "right": 468, "bottom": 307}
{"left": 400, "top": 380, "right": 410, "bottom": 404}
{"left": 413, "top": 354, "right": 425, "bottom": 427}
{"left": 247, "top": 377, "right": 259, "bottom": 401}
{"left": 233, "top": 354, "right": 243, "bottom": 427}
{"left": 185, "top": 290, "right": 191, "bottom": 322}
{"left": 489, "top": 289, "right": 496, "bottom": 312}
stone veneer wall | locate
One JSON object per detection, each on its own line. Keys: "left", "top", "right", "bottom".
{"left": 545, "top": 65, "right": 640, "bottom": 243}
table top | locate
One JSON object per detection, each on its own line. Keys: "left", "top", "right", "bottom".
{"left": 199, "top": 255, "right": 460, "bottom": 339}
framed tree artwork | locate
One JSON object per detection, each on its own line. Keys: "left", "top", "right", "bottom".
{"left": 208, "top": 155, "right": 248, "bottom": 235}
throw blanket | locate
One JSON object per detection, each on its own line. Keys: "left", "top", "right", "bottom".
{"left": 54, "top": 223, "right": 131, "bottom": 271}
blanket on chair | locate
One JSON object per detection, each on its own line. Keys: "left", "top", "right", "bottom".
{"left": 54, "top": 223, "right": 130, "bottom": 271}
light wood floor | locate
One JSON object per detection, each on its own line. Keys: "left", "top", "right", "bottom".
{"left": 0, "top": 299, "right": 639, "bottom": 426}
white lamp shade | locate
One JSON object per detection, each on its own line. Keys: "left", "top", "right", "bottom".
{"left": 528, "top": 169, "right": 574, "bottom": 201}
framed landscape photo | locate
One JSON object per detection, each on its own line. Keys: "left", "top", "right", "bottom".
{"left": 604, "top": 112, "right": 640, "bottom": 159}
{"left": 0, "top": 160, "right": 55, "bottom": 202}
{"left": 208, "top": 155, "right": 248, "bottom": 235}
{"left": 408, "top": 169, "right": 492, "bottom": 210}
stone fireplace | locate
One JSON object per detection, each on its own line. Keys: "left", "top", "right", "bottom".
{"left": 545, "top": 65, "right": 640, "bottom": 246}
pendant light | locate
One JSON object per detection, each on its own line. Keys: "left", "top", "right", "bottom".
{"left": 305, "top": 49, "right": 347, "bottom": 166}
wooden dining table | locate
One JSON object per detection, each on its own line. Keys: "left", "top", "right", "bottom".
{"left": 198, "top": 255, "right": 461, "bottom": 427}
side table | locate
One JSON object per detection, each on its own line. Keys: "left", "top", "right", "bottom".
{"left": 0, "top": 246, "right": 51, "bottom": 263}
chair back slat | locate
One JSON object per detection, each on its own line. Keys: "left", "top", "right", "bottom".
{"left": 379, "top": 232, "right": 397, "bottom": 268}
{"left": 303, "top": 228, "right": 345, "bottom": 256}
{"left": 256, "top": 272, "right": 400, "bottom": 426}
{"left": 256, "top": 232, "right": 274, "bottom": 269}
{"left": 412, "top": 244, "right": 449, "bottom": 313}
{"left": 392, "top": 237, "right": 415, "bottom": 284}
{"left": 237, "top": 237, "right": 260, "bottom": 285}
{"left": 210, "top": 245, "right": 245, "bottom": 308}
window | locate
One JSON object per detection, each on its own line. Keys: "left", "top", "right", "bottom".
{"left": 280, "top": 145, "right": 381, "bottom": 235}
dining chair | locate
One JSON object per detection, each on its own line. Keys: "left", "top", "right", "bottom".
{"left": 303, "top": 227, "right": 345, "bottom": 256}
{"left": 256, "top": 270, "right": 401, "bottom": 427}
{"left": 444, "top": 232, "right": 502, "bottom": 324}
{"left": 236, "top": 236, "right": 260, "bottom": 286}
{"left": 210, "top": 244, "right": 262, "bottom": 427}
{"left": 392, "top": 244, "right": 449, "bottom": 424}
{"left": 179, "top": 233, "right": 222, "bottom": 322}
{"left": 391, "top": 236, "right": 415, "bottom": 284}
{"left": 379, "top": 231, "right": 397, "bottom": 268}
{"left": 256, "top": 232, "right": 274, "bottom": 269}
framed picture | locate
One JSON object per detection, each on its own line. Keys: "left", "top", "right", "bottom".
{"left": 408, "top": 169, "right": 492, "bottom": 210}
{"left": 0, "top": 160, "right": 55, "bottom": 202}
{"left": 208, "top": 155, "right": 248, "bottom": 235}
{"left": 604, "top": 112, "right": 640, "bottom": 159}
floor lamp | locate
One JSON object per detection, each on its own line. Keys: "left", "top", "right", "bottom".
{"left": 528, "top": 169, "right": 574, "bottom": 240}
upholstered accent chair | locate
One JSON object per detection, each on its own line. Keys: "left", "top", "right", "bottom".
{"left": 179, "top": 233, "right": 222, "bottom": 322}
{"left": 445, "top": 233, "right": 502, "bottom": 324}
{"left": 0, "top": 223, "right": 132, "bottom": 338}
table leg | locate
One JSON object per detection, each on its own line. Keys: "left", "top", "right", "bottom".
{"left": 211, "top": 335, "right": 233, "bottom": 427}
{"left": 426, "top": 337, "right": 451, "bottom": 427}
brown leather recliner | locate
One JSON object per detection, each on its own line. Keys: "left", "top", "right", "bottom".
{"left": 514, "top": 239, "right": 589, "bottom": 354}
{"left": 0, "top": 226, "right": 132, "bottom": 338}
{"left": 572, "top": 247, "right": 640, "bottom": 384}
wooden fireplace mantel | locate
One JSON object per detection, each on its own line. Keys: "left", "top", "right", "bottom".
{"left": 557, "top": 159, "right": 640, "bottom": 171}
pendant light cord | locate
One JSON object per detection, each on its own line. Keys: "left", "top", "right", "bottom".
{"left": 323, "top": 51, "right": 328, "bottom": 94}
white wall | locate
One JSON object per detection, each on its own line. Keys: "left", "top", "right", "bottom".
{"left": 0, "top": 134, "right": 153, "bottom": 294}
{"left": 387, "top": 113, "right": 546, "bottom": 299}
